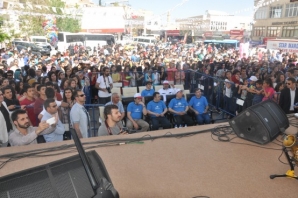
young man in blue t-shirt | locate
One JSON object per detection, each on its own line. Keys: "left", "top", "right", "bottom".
{"left": 189, "top": 88, "right": 211, "bottom": 125}
{"left": 141, "top": 82, "right": 155, "bottom": 97}
{"left": 126, "top": 93, "right": 149, "bottom": 132}
{"left": 147, "top": 92, "right": 171, "bottom": 130}
{"left": 168, "top": 89, "right": 194, "bottom": 127}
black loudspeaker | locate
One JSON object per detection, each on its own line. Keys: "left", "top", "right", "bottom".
{"left": 0, "top": 151, "right": 118, "bottom": 198}
{"left": 229, "top": 100, "right": 289, "bottom": 145}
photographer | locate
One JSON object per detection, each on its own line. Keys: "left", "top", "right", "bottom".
{"left": 96, "top": 67, "right": 113, "bottom": 104}
{"left": 98, "top": 105, "right": 128, "bottom": 136}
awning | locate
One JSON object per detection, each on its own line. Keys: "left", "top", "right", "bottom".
{"left": 230, "top": 35, "right": 243, "bottom": 41}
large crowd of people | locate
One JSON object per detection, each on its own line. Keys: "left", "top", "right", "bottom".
{"left": 0, "top": 40, "right": 297, "bottom": 147}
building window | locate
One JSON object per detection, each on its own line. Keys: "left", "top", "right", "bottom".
{"left": 253, "top": 26, "right": 266, "bottom": 37}
{"left": 269, "top": 6, "right": 283, "bottom": 18}
{"left": 282, "top": 26, "right": 298, "bottom": 37}
{"left": 255, "top": 7, "right": 268, "bottom": 19}
{"left": 267, "top": 26, "right": 281, "bottom": 37}
{"left": 285, "top": 3, "right": 298, "bottom": 17}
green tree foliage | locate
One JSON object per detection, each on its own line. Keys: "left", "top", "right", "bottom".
{"left": 17, "top": 0, "right": 81, "bottom": 36}
{"left": 56, "top": 17, "right": 81, "bottom": 33}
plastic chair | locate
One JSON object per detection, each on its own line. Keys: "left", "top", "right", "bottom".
{"left": 122, "top": 87, "right": 138, "bottom": 97}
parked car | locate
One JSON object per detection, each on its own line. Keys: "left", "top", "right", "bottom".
{"left": 12, "top": 41, "right": 50, "bottom": 56}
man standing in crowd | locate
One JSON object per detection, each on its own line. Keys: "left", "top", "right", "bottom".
{"left": 0, "top": 89, "right": 13, "bottom": 147}
{"left": 9, "top": 109, "right": 57, "bottom": 146}
{"left": 126, "top": 93, "right": 149, "bottom": 132}
{"left": 3, "top": 86, "right": 22, "bottom": 111}
{"left": 70, "top": 90, "right": 90, "bottom": 138}
{"left": 20, "top": 85, "right": 37, "bottom": 126}
{"left": 141, "top": 81, "right": 155, "bottom": 97}
{"left": 98, "top": 105, "right": 128, "bottom": 136}
{"left": 168, "top": 89, "right": 194, "bottom": 127}
{"left": 96, "top": 67, "right": 113, "bottom": 104}
{"left": 188, "top": 89, "right": 211, "bottom": 125}
{"left": 279, "top": 77, "right": 298, "bottom": 114}
{"left": 147, "top": 92, "right": 171, "bottom": 130}
{"left": 41, "top": 98, "right": 64, "bottom": 142}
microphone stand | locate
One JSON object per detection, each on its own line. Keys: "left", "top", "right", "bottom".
{"left": 270, "top": 146, "right": 298, "bottom": 180}
{"left": 70, "top": 128, "right": 119, "bottom": 197}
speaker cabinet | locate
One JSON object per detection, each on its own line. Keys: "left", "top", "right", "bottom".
{"left": 229, "top": 100, "right": 289, "bottom": 145}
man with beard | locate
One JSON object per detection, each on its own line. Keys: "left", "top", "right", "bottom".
{"left": 8, "top": 109, "right": 57, "bottom": 146}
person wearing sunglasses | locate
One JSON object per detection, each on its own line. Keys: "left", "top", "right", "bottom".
{"left": 70, "top": 90, "right": 90, "bottom": 138}
{"left": 279, "top": 77, "right": 298, "bottom": 114}
{"left": 41, "top": 98, "right": 64, "bottom": 143}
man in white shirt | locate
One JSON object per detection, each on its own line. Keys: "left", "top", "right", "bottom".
{"left": 158, "top": 80, "right": 177, "bottom": 102}
{"left": 96, "top": 67, "right": 113, "bottom": 104}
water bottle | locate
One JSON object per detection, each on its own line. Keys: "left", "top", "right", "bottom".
{"left": 179, "top": 125, "right": 182, "bottom": 128}
{"left": 184, "top": 124, "right": 187, "bottom": 127}
{"left": 175, "top": 125, "right": 178, "bottom": 128}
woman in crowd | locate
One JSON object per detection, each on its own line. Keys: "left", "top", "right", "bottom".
{"left": 262, "top": 78, "right": 275, "bottom": 101}
{"left": 59, "top": 88, "right": 75, "bottom": 140}
{"left": 41, "top": 76, "right": 50, "bottom": 84}
{"left": 48, "top": 71, "right": 58, "bottom": 84}
{"left": 122, "top": 66, "right": 131, "bottom": 87}
{"left": 57, "top": 71, "right": 65, "bottom": 86}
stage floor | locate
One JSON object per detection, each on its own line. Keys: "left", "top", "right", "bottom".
{"left": 0, "top": 122, "right": 298, "bottom": 198}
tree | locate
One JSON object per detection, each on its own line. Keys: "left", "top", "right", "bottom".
{"left": 56, "top": 17, "right": 81, "bottom": 33}
{"left": 0, "top": 16, "right": 10, "bottom": 42}
{"left": 16, "top": 0, "right": 81, "bottom": 36}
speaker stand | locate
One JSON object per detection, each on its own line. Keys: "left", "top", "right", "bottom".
{"left": 270, "top": 147, "right": 298, "bottom": 180}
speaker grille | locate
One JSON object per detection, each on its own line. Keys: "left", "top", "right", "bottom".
{"left": 0, "top": 151, "right": 112, "bottom": 198}
{"left": 229, "top": 100, "right": 289, "bottom": 145}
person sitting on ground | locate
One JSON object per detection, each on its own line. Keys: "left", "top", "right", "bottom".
{"left": 168, "top": 89, "right": 194, "bottom": 127}
{"left": 98, "top": 104, "right": 128, "bottom": 136}
{"left": 147, "top": 92, "right": 171, "bottom": 130}
{"left": 9, "top": 109, "right": 57, "bottom": 146}
{"left": 188, "top": 88, "right": 211, "bottom": 125}
{"left": 141, "top": 81, "right": 155, "bottom": 97}
{"left": 126, "top": 93, "right": 149, "bottom": 132}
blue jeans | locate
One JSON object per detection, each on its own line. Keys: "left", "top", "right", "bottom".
{"left": 196, "top": 113, "right": 211, "bottom": 125}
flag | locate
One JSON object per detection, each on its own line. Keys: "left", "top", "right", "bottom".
{"left": 52, "top": 7, "right": 57, "bottom": 13}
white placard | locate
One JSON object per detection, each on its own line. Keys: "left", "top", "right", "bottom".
{"left": 46, "top": 117, "right": 56, "bottom": 125}
{"left": 198, "top": 84, "right": 204, "bottom": 90}
{"left": 236, "top": 99, "right": 244, "bottom": 106}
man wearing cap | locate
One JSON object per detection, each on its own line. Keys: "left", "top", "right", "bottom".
{"left": 141, "top": 82, "right": 155, "bottom": 97}
{"left": 158, "top": 80, "right": 177, "bottom": 102}
{"left": 147, "top": 92, "right": 171, "bottom": 130}
{"left": 126, "top": 93, "right": 149, "bottom": 132}
{"left": 168, "top": 89, "right": 194, "bottom": 127}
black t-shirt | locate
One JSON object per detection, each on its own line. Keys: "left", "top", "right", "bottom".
{"left": 4, "top": 98, "right": 20, "bottom": 111}
{"left": 0, "top": 104, "right": 13, "bottom": 132}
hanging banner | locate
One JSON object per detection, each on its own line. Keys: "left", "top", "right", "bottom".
{"left": 81, "top": 7, "right": 125, "bottom": 33}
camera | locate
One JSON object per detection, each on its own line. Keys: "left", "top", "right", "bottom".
{"left": 120, "top": 127, "right": 136, "bottom": 134}
{"left": 106, "top": 87, "right": 111, "bottom": 93}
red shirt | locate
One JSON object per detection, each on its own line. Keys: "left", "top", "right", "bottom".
{"left": 20, "top": 98, "right": 37, "bottom": 126}
{"left": 167, "top": 68, "right": 177, "bottom": 81}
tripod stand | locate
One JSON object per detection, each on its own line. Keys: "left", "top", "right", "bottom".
{"left": 270, "top": 147, "right": 298, "bottom": 180}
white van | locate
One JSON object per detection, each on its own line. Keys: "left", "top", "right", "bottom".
{"left": 30, "top": 36, "right": 51, "bottom": 48}
{"left": 133, "top": 36, "right": 156, "bottom": 46}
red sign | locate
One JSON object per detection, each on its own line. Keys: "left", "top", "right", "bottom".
{"left": 81, "top": 29, "right": 124, "bottom": 33}
{"left": 230, "top": 30, "right": 244, "bottom": 36}
{"left": 204, "top": 31, "right": 213, "bottom": 37}
{"left": 166, "top": 30, "right": 180, "bottom": 36}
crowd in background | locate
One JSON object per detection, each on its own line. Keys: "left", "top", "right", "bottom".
{"left": 0, "top": 40, "right": 298, "bottom": 146}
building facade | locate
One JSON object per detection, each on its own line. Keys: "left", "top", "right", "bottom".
{"left": 253, "top": 0, "right": 298, "bottom": 43}
{"left": 176, "top": 10, "right": 251, "bottom": 41}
